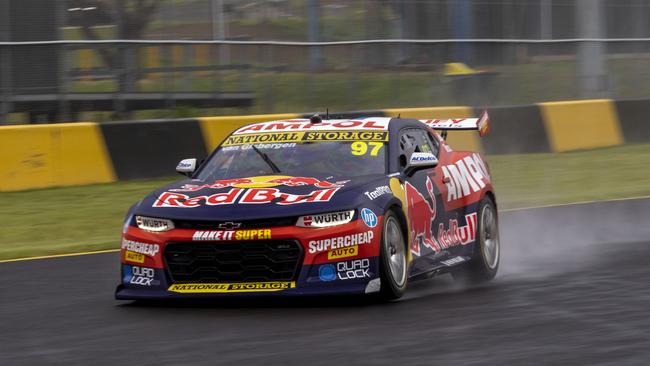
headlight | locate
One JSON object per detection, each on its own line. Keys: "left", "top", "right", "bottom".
{"left": 296, "top": 210, "right": 355, "bottom": 228}
{"left": 122, "top": 214, "right": 133, "bottom": 234}
{"left": 135, "top": 216, "right": 175, "bottom": 232}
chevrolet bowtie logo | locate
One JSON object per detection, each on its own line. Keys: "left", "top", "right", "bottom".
{"left": 218, "top": 221, "right": 242, "bottom": 230}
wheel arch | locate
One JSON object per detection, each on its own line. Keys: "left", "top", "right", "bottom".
{"left": 483, "top": 190, "right": 497, "bottom": 210}
{"left": 383, "top": 199, "right": 411, "bottom": 263}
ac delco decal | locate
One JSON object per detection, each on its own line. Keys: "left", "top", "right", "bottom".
{"left": 233, "top": 119, "right": 389, "bottom": 135}
{"left": 441, "top": 153, "right": 490, "bottom": 203}
{"left": 168, "top": 282, "right": 295, "bottom": 293}
{"left": 222, "top": 130, "right": 388, "bottom": 146}
{"left": 154, "top": 187, "right": 339, "bottom": 208}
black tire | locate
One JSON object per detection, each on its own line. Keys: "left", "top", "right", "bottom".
{"left": 378, "top": 211, "right": 408, "bottom": 300}
{"left": 452, "top": 197, "right": 500, "bottom": 284}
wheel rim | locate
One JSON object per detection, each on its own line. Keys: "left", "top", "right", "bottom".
{"left": 384, "top": 216, "right": 407, "bottom": 287}
{"left": 480, "top": 204, "right": 500, "bottom": 269}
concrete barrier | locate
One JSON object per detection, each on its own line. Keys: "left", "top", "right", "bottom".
{"left": 0, "top": 123, "right": 115, "bottom": 191}
{"left": 1, "top": 98, "right": 648, "bottom": 191}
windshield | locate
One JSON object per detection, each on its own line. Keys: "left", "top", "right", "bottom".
{"left": 196, "top": 140, "right": 387, "bottom": 181}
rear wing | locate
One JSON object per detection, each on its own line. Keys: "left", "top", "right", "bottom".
{"left": 419, "top": 110, "right": 490, "bottom": 139}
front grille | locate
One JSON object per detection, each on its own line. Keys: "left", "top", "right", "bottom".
{"left": 164, "top": 241, "right": 302, "bottom": 283}
{"left": 174, "top": 217, "right": 296, "bottom": 230}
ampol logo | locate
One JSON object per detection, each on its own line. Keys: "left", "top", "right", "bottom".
{"left": 360, "top": 208, "right": 377, "bottom": 228}
{"left": 319, "top": 264, "right": 337, "bottom": 282}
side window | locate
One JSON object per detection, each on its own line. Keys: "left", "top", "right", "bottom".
{"left": 399, "top": 131, "right": 418, "bottom": 155}
{"left": 400, "top": 129, "right": 438, "bottom": 155}
{"left": 423, "top": 131, "right": 440, "bottom": 157}
{"left": 399, "top": 128, "right": 439, "bottom": 168}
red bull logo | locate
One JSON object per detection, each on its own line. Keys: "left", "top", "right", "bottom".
{"left": 154, "top": 187, "right": 340, "bottom": 208}
{"left": 170, "top": 176, "right": 344, "bottom": 192}
{"left": 437, "top": 213, "right": 477, "bottom": 248}
{"left": 405, "top": 176, "right": 477, "bottom": 256}
{"left": 405, "top": 177, "right": 439, "bottom": 256}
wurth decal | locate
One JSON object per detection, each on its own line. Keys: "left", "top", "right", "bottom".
{"left": 154, "top": 187, "right": 340, "bottom": 208}
{"left": 441, "top": 153, "right": 490, "bottom": 202}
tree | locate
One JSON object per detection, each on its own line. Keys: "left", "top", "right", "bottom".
{"left": 69, "top": 0, "right": 160, "bottom": 95}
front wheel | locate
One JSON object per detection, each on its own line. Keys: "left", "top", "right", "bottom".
{"left": 379, "top": 211, "right": 408, "bottom": 300}
{"left": 452, "top": 197, "right": 500, "bottom": 284}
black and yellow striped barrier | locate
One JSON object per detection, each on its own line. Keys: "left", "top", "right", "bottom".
{"left": 1, "top": 99, "right": 647, "bottom": 191}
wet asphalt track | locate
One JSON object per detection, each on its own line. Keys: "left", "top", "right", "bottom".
{"left": 1, "top": 198, "right": 650, "bottom": 366}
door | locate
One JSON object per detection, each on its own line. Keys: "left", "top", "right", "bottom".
{"left": 398, "top": 128, "right": 449, "bottom": 275}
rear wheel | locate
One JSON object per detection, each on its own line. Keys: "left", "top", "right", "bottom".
{"left": 379, "top": 211, "right": 408, "bottom": 300}
{"left": 452, "top": 197, "right": 500, "bottom": 284}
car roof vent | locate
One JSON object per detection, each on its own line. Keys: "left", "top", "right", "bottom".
{"left": 310, "top": 114, "right": 322, "bottom": 124}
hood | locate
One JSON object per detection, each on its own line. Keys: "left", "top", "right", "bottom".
{"left": 134, "top": 174, "right": 390, "bottom": 221}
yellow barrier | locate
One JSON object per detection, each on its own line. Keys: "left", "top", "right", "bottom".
{"left": 198, "top": 114, "right": 301, "bottom": 152}
{"left": 539, "top": 100, "right": 624, "bottom": 152}
{"left": 0, "top": 100, "right": 632, "bottom": 192}
{"left": 385, "top": 106, "right": 483, "bottom": 153}
{"left": 0, "top": 123, "right": 116, "bottom": 191}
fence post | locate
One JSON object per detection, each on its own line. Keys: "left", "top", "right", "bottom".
{"left": 0, "top": 0, "right": 11, "bottom": 124}
{"left": 56, "top": 1, "right": 70, "bottom": 122}
{"left": 541, "top": 0, "right": 553, "bottom": 40}
{"left": 450, "top": 0, "right": 473, "bottom": 64}
{"left": 307, "top": 0, "right": 322, "bottom": 71}
{"left": 212, "top": 0, "right": 229, "bottom": 64}
{"left": 577, "top": 0, "right": 608, "bottom": 98}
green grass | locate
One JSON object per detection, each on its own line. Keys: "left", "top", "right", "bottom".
{"left": 0, "top": 177, "right": 177, "bottom": 260}
{"left": 1, "top": 143, "right": 649, "bottom": 260}
{"left": 488, "top": 143, "right": 650, "bottom": 208}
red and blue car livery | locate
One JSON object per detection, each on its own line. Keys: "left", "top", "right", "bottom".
{"left": 115, "top": 113, "right": 499, "bottom": 300}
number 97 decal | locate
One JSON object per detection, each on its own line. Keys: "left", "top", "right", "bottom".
{"left": 351, "top": 141, "right": 383, "bottom": 156}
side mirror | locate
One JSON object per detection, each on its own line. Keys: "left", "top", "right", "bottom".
{"left": 404, "top": 152, "right": 438, "bottom": 177}
{"left": 176, "top": 158, "right": 197, "bottom": 176}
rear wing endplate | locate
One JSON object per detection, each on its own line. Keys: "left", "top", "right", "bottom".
{"left": 419, "top": 110, "right": 490, "bottom": 139}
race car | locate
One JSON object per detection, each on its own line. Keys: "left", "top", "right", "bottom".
{"left": 115, "top": 112, "right": 499, "bottom": 301}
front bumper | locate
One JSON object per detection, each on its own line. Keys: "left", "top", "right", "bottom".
{"left": 115, "top": 215, "right": 384, "bottom": 300}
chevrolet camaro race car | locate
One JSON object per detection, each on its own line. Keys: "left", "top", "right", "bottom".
{"left": 115, "top": 113, "right": 499, "bottom": 301}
